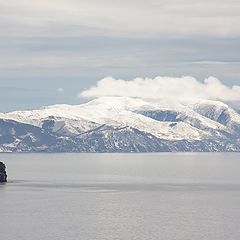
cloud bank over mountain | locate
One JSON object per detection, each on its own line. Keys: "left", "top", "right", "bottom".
{"left": 0, "top": 0, "right": 239, "bottom": 111}
{"left": 79, "top": 76, "right": 240, "bottom": 101}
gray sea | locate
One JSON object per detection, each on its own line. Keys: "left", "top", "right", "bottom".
{"left": 1, "top": 153, "right": 240, "bottom": 240}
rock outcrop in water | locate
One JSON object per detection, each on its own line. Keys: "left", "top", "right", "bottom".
{"left": 0, "top": 162, "right": 7, "bottom": 182}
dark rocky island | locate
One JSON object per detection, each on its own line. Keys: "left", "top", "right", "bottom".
{"left": 0, "top": 162, "right": 7, "bottom": 182}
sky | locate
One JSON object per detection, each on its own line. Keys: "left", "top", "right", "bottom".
{"left": 0, "top": 0, "right": 240, "bottom": 111}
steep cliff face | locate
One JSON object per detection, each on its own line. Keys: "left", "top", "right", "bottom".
{"left": 0, "top": 162, "right": 7, "bottom": 182}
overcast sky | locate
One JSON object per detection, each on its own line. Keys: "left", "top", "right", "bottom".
{"left": 0, "top": 0, "right": 240, "bottom": 111}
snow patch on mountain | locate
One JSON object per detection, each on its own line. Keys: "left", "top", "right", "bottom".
{"left": 0, "top": 97, "right": 240, "bottom": 152}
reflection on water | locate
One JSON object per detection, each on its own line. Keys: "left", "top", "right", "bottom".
{"left": 4, "top": 180, "right": 240, "bottom": 192}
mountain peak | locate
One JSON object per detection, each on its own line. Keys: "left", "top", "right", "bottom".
{"left": 0, "top": 97, "right": 240, "bottom": 152}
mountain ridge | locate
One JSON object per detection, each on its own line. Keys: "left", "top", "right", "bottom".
{"left": 0, "top": 97, "right": 240, "bottom": 152}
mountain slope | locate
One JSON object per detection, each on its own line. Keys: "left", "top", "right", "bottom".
{"left": 0, "top": 97, "right": 240, "bottom": 152}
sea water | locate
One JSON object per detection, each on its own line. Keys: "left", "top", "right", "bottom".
{"left": 0, "top": 153, "right": 240, "bottom": 240}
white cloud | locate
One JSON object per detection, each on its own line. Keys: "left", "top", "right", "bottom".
{"left": 1, "top": 0, "right": 240, "bottom": 38}
{"left": 79, "top": 76, "right": 240, "bottom": 101}
{"left": 57, "top": 87, "right": 64, "bottom": 94}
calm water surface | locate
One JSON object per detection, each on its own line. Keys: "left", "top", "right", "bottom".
{"left": 0, "top": 153, "right": 240, "bottom": 240}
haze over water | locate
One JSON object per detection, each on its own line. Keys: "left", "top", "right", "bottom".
{"left": 1, "top": 153, "right": 240, "bottom": 240}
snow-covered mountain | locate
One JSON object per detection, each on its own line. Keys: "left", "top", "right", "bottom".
{"left": 0, "top": 97, "right": 240, "bottom": 152}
